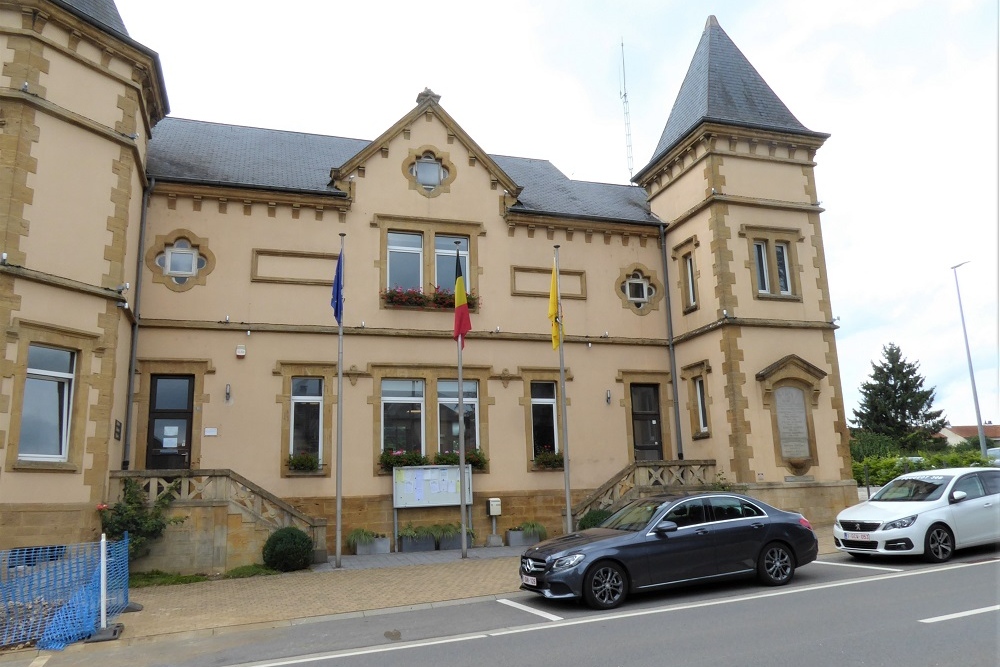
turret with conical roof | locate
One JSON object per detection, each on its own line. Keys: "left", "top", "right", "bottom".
{"left": 635, "top": 15, "right": 827, "bottom": 184}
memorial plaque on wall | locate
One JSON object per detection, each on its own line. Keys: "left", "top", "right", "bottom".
{"left": 775, "top": 386, "right": 810, "bottom": 459}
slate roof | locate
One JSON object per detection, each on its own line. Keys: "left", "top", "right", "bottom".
{"left": 148, "top": 117, "right": 658, "bottom": 225}
{"left": 637, "top": 15, "right": 827, "bottom": 181}
{"left": 54, "top": 0, "right": 128, "bottom": 36}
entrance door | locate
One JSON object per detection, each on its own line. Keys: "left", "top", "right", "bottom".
{"left": 146, "top": 375, "right": 194, "bottom": 470}
{"left": 630, "top": 384, "right": 663, "bottom": 461}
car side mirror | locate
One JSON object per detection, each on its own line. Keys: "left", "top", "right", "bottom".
{"left": 950, "top": 490, "right": 968, "bottom": 504}
{"left": 655, "top": 520, "right": 678, "bottom": 534}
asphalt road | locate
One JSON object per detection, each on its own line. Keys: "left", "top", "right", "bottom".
{"left": 5, "top": 548, "right": 998, "bottom": 667}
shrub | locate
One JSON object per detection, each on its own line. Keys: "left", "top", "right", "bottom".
{"left": 100, "top": 478, "right": 184, "bottom": 561}
{"left": 578, "top": 509, "right": 612, "bottom": 530}
{"left": 849, "top": 432, "right": 900, "bottom": 462}
{"left": 852, "top": 450, "right": 990, "bottom": 486}
{"left": 262, "top": 526, "right": 314, "bottom": 572}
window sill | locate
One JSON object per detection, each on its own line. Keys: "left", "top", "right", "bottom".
{"left": 692, "top": 431, "right": 711, "bottom": 441}
{"left": 754, "top": 293, "right": 801, "bottom": 303}
{"left": 381, "top": 302, "right": 480, "bottom": 313}
{"left": 682, "top": 304, "right": 699, "bottom": 315}
{"left": 530, "top": 466, "right": 564, "bottom": 472}
{"left": 12, "top": 459, "right": 79, "bottom": 473}
{"left": 285, "top": 469, "right": 325, "bottom": 477}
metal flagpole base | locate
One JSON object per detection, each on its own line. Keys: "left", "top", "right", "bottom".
{"left": 485, "top": 534, "right": 504, "bottom": 547}
{"left": 123, "top": 601, "right": 143, "bottom": 613}
{"left": 86, "top": 623, "right": 124, "bottom": 643}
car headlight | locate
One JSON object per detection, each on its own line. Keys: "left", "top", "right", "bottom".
{"left": 882, "top": 515, "right": 917, "bottom": 531}
{"left": 551, "top": 554, "right": 585, "bottom": 570}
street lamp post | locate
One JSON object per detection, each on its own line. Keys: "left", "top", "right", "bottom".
{"left": 950, "top": 262, "right": 987, "bottom": 457}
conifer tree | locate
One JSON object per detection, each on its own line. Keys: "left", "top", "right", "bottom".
{"left": 851, "top": 343, "right": 947, "bottom": 451}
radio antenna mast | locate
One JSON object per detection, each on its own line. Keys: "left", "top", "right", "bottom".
{"left": 619, "top": 39, "right": 634, "bottom": 179}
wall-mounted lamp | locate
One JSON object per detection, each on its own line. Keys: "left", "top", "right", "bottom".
{"left": 236, "top": 344, "right": 246, "bottom": 358}
{"left": 606, "top": 390, "right": 612, "bottom": 405}
{"left": 1, "top": 252, "right": 6, "bottom": 265}
{"left": 225, "top": 384, "right": 231, "bottom": 401}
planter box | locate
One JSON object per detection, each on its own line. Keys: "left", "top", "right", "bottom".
{"left": 438, "top": 534, "right": 474, "bottom": 550}
{"left": 505, "top": 530, "right": 540, "bottom": 548}
{"left": 353, "top": 537, "right": 391, "bottom": 555}
{"left": 399, "top": 536, "right": 436, "bottom": 553}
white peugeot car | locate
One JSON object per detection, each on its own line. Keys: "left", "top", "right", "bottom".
{"left": 835, "top": 467, "right": 1000, "bottom": 562}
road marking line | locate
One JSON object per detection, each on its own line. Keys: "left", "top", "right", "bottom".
{"left": 919, "top": 605, "right": 1000, "bottom": 624}
{"left": 812, "top": 560, "right": 901, "bottom": 572}
{"left": 28, "top": 657, "right": 50, "bottom": 667}
{"left": 497, "top": 598, "right": 563, "bottom": 621}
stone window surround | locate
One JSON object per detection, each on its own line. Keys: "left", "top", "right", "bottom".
{"left": 373, "top": 214, "right": 484, "bottom": 308}
{"left": 144, "top": 229, "right": 217, "bottom": 292}
{"left": 738, "top": 224, "right": 803, "bottom": 301}
{"left": 680, "top": 360, "right": 712, "bottom": 440}
{"left": 615, "top": 263, "right": 664, "bottom": 315}
{"left": 368, "top": 363, "right": 492, "bottom": 475}
{"left": 5, "top": 321, "right": 99, "bottom": 473}
{"left": 671, "top": 235, "right": 700, "bottom": 313}
{"left": 274, "top": 362, "right": 337, "bottom": 477}
{"left": 401, "top": 146, "right": 457, "bottom": 198}
{"left": 516, "top": 367, "right": 572, "bottom": 471}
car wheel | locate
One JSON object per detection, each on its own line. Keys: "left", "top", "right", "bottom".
{"left": 757, "top": 542, "right": 795, "bottom": 586}
{"left": 923, "top": 524, "right": 954, "bottom": 563}
{"left": 582, "top": 560, "right": 627, "bottom": 609}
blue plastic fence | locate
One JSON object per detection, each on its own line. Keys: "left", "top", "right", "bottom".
{"left": 0, "top": 535, "right": 129, "bottom": 651}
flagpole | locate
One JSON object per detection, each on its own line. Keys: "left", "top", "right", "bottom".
{"left": 335, "top": 233, "right": 345, "bottom": 568}
{"left": 456, "top": 243, "right": 468, "bottom": 559}
{"left": 554, "top": 245, "right": 572, "bottom": 535}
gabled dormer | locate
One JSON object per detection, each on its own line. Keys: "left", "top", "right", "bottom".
{"left": 329, "top": 88, "right": 521, "bottom": 200}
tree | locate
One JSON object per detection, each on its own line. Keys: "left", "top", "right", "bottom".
{"left": 851, "top": 343, "right": 947, "bottom": 452}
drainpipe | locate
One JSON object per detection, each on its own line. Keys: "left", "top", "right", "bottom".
{"left": 121, "top": 177, "right": 154, "bottom": 469}
{"left": 655, "top": 216, "right": 684, "bottom": 460}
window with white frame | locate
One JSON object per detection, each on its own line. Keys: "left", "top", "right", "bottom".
{"left": 694, "top": 376, "right": 709, "bottom": 434}
{"left": 434, "top": 235, "right": 469, "bottom": 291}
{"left": 621, "top": 270, "right": 656, "bottom": 309}
{"left": 530, "top": 382, "right": 558, "bottom": 457}
{"left": 410, "top": 153, "right": 449, "bottom": 190}
{"left": 382, "top": 379, "right": 425, "bottom": 454}
{"left": 154, "top": 238, "right": 207, "bottom": 284}
{"left": 683, "top": 252, "right": 697, "bottom": 309}
{"left": 19, "top": 344, "right": 74, "bottom": 461}
{"left": 290, "top": 377, "right": 322, "bottom": 465}
{"left": 438, "top": 380, "right": 478, "bottom": 454}
{"left": 744, "top": 226, "right": 800, "bottom": 298}
{"left": 387, "top": 232, "right": 423, "bottom": 291}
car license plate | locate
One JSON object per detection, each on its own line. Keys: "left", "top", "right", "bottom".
{"left": 521, "top": 574, "right": 537, "bottom": 586}
{"left": 845, "top": 532, "right": 871, "bottom": 541}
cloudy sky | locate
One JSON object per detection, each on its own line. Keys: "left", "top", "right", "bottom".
{"left": 114, "top": 0, "right": 998, "bottom": 428}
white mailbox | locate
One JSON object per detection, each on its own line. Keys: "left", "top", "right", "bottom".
{"left": 487, "top": 497, "right": 502, "bottom": 516}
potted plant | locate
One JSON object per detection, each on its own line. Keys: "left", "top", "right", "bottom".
{"left": 398, "top": 522, "right": 435, "bottom": 552}
{"left": 433, "top": 449, "right": 489, "bottom": 471}
{"left": 378, "top": 449, "right": 430, "bottom": 473}
{"left": 347, "top": 527, "right": 390, "bottom": 555}
{"left": 506, "top": 520, "right": 547, "bottom": 547}
{"left": 287, "top": 452, "right": 320, "bottom": 472}
{"left": 532, "top": 451, "right": 564, "bottom": 470}
{"left": 436, "top": 522, "right": 473, "bottom": 550}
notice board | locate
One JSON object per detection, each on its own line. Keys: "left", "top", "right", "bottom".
{"left": 392, "top": 465, "right": 472, "bottom": 509}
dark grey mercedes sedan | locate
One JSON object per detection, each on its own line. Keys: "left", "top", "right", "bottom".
{"left": 520, "top": 492, "right": 818, "bottom": 609}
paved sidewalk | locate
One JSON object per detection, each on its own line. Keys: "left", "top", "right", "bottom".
{"left": 111, "top": 527, "right": 837, "bottom": 646}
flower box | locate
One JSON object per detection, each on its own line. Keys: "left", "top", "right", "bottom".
{"left": 354, "top": 537, "right": 391, "bottom": 555}
{"left": 505, "top": 530, "right": 540, "bottom": 548}
{"left": 399, "top": 536, "right": 436, "bottom": 552}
